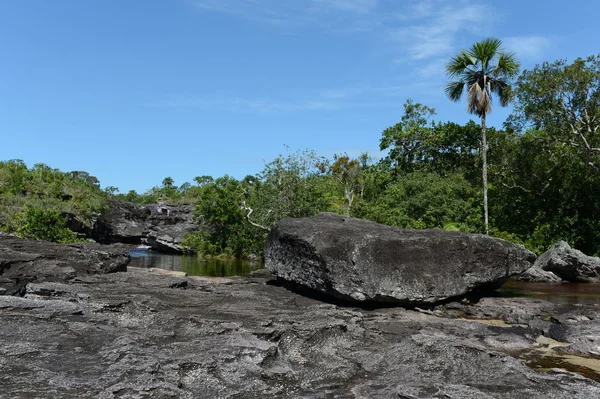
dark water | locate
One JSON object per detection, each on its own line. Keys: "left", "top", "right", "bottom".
{"left": 129, "top": 249, "right": 600, "bottom": 303}
{"left": 128, "top": 248, "right": 264, "bottom": 277}
{"left": 499, "top": 280, "right": 600, "bottom": 305}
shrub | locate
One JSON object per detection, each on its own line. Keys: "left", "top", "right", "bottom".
{"left": 15, "top": 208, "right": 81, "bottom": 243}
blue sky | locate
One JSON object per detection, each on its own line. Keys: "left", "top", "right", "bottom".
{"left": 1, "top": 0, "right": 599, "bottom": 193}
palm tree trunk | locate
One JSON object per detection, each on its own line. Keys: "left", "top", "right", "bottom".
{"left": 481, "top": 114, "right": 489, "bottom": 235}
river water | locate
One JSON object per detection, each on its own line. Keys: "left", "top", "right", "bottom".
{"left": 129, "top": 248, "right": 600, "bottom": 305}
{"left": 498, "top": 280, "right": 600, "bottom": 305}
{"left": 128, "top": 248, "right": 264, "bottom": 277}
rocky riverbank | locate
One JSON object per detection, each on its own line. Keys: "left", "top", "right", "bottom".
{"left": 91, "top": 200, "right": 200, "bottom": 253}
{"left": 2, "top": 223, "right": 600, "bottom": 398}
{"left": 1, "top": 266, "right": 600, "bottom": 398}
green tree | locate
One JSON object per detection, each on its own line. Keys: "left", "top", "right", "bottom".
{"left": 104, "top": 186, "right": 119, "bottom": 196}
{"left": 380, "top": 100, "right": 482, "bottom": 179}
{"left": 193, "top": 175, "right": 214, "bottom": 187}
{"left": 321, "top": 153, "right": 364, "bottom": 217}
{"left": 445, "top": 38, "right": 520, "bottom": 234}
{"left": 242, "top": 149, "right": 331, "bottom": 230}
{"left": 380, "top": 99, "right": 437, "bottom": 172}
{"left": 508, "top": 55, "right": 600, "bottom": 169}
{"left": 159, "top": 176, "right": 177, "bottom": 199}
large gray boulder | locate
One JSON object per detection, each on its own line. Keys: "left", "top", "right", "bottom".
{"left": 535, "top": 241, "right": 600, "bottom": 282}
{"left": 0, "top": 236, "right": 129, "bottom": 295}
{"left": 265, "top": 213, "right": 536, "bottom": 305}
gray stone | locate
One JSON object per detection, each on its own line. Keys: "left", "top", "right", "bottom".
{"left": 93, "top": 200, "right": 200, "bottom": 253}
{"left": 0, "top": 236, "right": 129, "bottom": 295}
{"left": 0, "top": 267, "right": 598, "bottom": 398}
{"left": 536, "top": 241, "right": 600, "bottom": 282}
{"left": 265, "top": 213, "right": 536, "bottom": 305}
{"left": 516, "top": 265, "right": 562, "bottom": 283}
{"left": 248, "top": 268, "right": 274, "bottom": 279}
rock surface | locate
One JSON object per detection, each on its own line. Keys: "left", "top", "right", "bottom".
{"left": 0, "top": 236, "right": 129, "bottom": 296}
{"left": 1, "top": 267, "right": 599, "bottom": 398}
{"left": 93, "top": 200, "right": 199, "bottom": 253}
{"left": 265, "top": 213, "right": 536, "bottom": 304}
{"left": 536, "top": 241, "right": 600, "bottom": 282}
{"left": 516, "top": 265, "right": 562, "bottom": 283}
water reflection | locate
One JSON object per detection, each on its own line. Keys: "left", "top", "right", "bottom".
{"left": 499, "top": 281, "right": 600, "bottom": 305}
{"left": 128, "top": 248, "right": 264, "bottom": 277}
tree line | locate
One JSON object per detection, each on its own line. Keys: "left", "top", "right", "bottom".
{"left": 1, "top": 46, "right": 599, "bottom": 258}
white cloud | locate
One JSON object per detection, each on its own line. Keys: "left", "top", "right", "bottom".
{"left": 190, "top": 0, "right": 379, "bottom": 31}
{"left": 502, "top": 36, "right": 553, "bottom": 60}
{"left": 416, "top": 59, "right": 447, "bottom": 78}
{"left": 144, "top": 80, "right": 431, "bottom": 113}
{"left": 145, "top": 94, "right": 396, "bottom": 113}
{"left": 311, "top": 0, "right": 377, "bottom": 14}
{"left": 390, "top": 2, "right": 494, "bottom": 61}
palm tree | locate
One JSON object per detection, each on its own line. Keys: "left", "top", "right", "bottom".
{"left": 445, "top": 38, "right": 519, "bottom": 234}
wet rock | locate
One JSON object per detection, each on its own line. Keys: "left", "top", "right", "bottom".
{"left": 536, "top": 241, "right": 600, "bottom": 282}
{"left": 265, "top": 213, "right": 536, "bottom": 305}
{"left": 0, "top": 268, "right": 599, "bottom": 398}
{"left": 0, "top": 236, "right": 129, "bottom": 295}
{"left": 248, "top": 268, "right": 274, "bottom": 279}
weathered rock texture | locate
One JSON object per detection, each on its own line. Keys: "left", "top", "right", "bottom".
{"left": 516, "top": 265, "right": 562, "bottom": 283}
{"left": 0, "top": 236, "right": 129, "bottom": 296}
{"left": 1, "top": 267, "right": 599, "bottom": 398}
{"left": 92, "top": 200, "right": 199, "bottom": 253}
{"left": 266, "top": 213, "right": 536, "bottom": 304}
{"left": 535, "top": 241, "right": 600, "bottom": 282}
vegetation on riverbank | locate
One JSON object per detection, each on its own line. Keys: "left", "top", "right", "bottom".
{"left": 0, "top": 160, "right": 108, "bottom": 242}
{"left": 1, "top": 51, "right": 599, "bottom": 258}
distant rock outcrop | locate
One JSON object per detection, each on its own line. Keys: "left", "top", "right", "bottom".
{"left": 535, "top": 241, "right": 600, "bottom": 282}
{"left": 265, "top": 213, "right": 536, "bottom": 305}
{"left": 92, "top": 200, "right": 200, "bottom": 253}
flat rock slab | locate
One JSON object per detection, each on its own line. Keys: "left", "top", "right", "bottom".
{"left": 0, "top": 267, "right": 599, "bottom": 398}
{"left": 0, "top": 236, "right": 129, "bottom": 295}
{"left": 265, "top": 213, "right": 536, "bottom": 304}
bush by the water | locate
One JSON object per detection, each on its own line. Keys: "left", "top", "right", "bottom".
{"left": 14, "top": 208, "right": 81, "bottom": 243}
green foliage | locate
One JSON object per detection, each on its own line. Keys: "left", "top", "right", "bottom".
{"left": 14, "top": 208, "right": 81, "bottom": 243}
{"left": 182, "top": 150, "right": 337, "bottom": 258}
{"left": 508, "top": 54, "right": 600, "bottom": 168}
{"left": 182, "top": 175, "right": 262, "bottom": 258}
{"left": 380, "top": 100, "right": 483, "bottom": 178}
{"left": 490, "top": 129, "right": 600, "bottom": 254}
{"left": 355, "top": 171, "right": 482, "bottom": 232}
{"left": 0, "top": 160, "right": 109, "bottom": 236}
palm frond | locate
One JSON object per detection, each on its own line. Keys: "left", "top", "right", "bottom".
{"left": 445, "top": 81, "right": 465, "bottom": 101}
{"left": 494, "top": 51, "right": 520, "bottom": 79}
{"left": 490, "top": 79, "right": 514, "bottom": 106}
{"left": 446, "top": 51, "right": 476, "bottom": 78}
{"left": 468, "top": 38, "right": 502, "bottom": 69}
